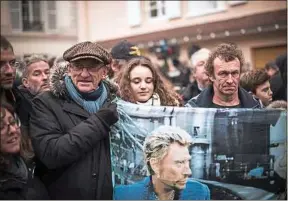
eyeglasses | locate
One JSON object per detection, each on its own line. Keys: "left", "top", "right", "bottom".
{"left": 70, "top": 63, "right": 106, "bottom": 74}
{"left": 0, "top": 115, "right": 21, "bottom": 133}
{"left": 0, "top": 60, "right": 20, "bottom": 70}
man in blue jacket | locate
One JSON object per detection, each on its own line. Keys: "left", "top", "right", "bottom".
{"left": 114, "top": 125, "right": 210, "bottom": 200}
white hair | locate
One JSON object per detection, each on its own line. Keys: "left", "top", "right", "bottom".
{"left": 190, "top": 48, "right": 211, "bottom": 69}
{"left": 143, "top": 125, "right": 192, "bottom": 175}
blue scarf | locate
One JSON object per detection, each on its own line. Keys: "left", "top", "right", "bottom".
{"left": 65, "top": 75, "right": 108, "bottom": 113}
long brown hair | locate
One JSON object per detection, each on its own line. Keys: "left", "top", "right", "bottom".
{"left": 0, "top": 102, "right": 34, "bottom": 170}
{"left": 117, "top": 56, "right": 182, "bottom": 106}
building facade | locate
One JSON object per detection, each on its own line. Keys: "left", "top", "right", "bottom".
{"left": 1, "top": 1, "right": 286, "bottom": 69}
{"left": 1, "top": 0, "right": 79, "bottom": 59}
{"left": 88, "top": 0, "right": 287, "bottom": 69}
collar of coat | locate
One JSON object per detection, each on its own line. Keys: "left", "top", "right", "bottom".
{"left": 187, "top": 85, "right": 261, "bottom": 108}
{"left": 49, "top": 62, "right": 119, "bottom": 99}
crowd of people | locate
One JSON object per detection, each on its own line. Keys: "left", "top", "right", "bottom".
{"left": 0, "top": 34, "right": 287, "bottom": 200}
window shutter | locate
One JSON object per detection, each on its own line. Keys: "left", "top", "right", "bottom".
{"left": 46, "top": 1, "right": 57, "bottom": 31}
{"left": 166, "top": 1, "right": 181, "bottom": 19}
{"left": 127, "top": 1, "right": 141, "bottom": 26}
{"left": 9, "top": 1, "right": 22, "bottom": 31}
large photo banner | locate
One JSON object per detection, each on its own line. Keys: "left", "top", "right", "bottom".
{"left": 110, "top": 100, "right": 287, "bottom": 200}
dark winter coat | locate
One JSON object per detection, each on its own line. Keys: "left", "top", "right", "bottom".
{"left": 29, "top": 63, "right": 119, "bottom": 199}
{"left": 0, "top": 156, "right": 49, "bottom": 200}
{"left": 185, "top": 85, "right": 261, "bottom": 108}
{"left": 0, "top": 86, "right": 30, "bottom": 127}
{"left": 0, "top": 156, "right": 28, "bottom": 200}
{"left": 181, "top": 81, "right": 202, "bottom": 104}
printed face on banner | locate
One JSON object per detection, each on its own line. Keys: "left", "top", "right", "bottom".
{"left": 111, "top": 101, "right": 287, "bottom": 200}
{"left": 153, "top": 143, "right": 192, "bottom": 190}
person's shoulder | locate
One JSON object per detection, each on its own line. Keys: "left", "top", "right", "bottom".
{"left": 185, "top": 85, "right": 213, "bottom": 107}
{"left": 33, "top": 91, "right": 55, "bottom": 101}
{"left": 32, "top": 91, "right": 64, "bottom": 108}
{"left": 181, "top": 179, "right": 210, "bottom": 199}
{"left": 114, "top": 178, "right": 149, "bottom": 199}
{"left": 185, "top": 93, "right": 201, "bottom": 107}
{"left": 238, "top": 87, "right": 262, "bottom": 108}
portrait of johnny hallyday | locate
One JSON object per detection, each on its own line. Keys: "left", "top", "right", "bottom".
{"left": 114, "top": 125, "right": 210, "bottom": 200}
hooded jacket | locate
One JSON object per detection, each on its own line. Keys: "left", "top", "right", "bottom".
{"left": 185, "top": 85, "right": 261, "bottom": 108}
{"left": 29, "top": 62, "right": 119, "bottom": 199}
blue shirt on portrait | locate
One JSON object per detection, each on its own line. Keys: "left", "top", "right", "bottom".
{"left": 114, "top": 176, "right": 210, "bottom": 200}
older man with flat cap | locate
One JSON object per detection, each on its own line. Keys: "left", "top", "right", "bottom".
{"left": 29, "top": 41, "right": 119, "bottom": 199}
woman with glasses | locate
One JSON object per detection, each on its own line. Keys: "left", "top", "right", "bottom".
{"left": 0, "top": 102, "right": 49, "bottom": 199}
{"left": 116, "top": 56, "right": 182, "bottom": 106}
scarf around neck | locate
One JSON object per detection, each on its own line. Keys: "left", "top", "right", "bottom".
{"left": 65, "top": 75, "right": 108, "bottom": 113}
{"left": 136, "top": 93, "right": 161, "bottom": 106}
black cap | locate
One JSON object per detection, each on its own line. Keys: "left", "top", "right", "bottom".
{"left": 110, "top": 40, "right": 141, "bottom": 61}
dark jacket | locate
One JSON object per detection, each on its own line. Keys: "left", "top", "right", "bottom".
{"left": 0, "top": 156, "right": 49, "bottom": 200}
{"left": 0, "top": 86, "right": 30, "bottom": 126}
{"left": 0, "top": 156, "right": 28, "bottom": 200}
{"left": 29, "top": 63, "right": 119, "bottom": 199}
{"left": 17, "top": 85, "right": 34, "bottom": 111}
{"left": 181, "top": 81, "right": 202, "bottom": 104}
{"left": 114, "top": 176, "right": 210, "bottom": 200}
{"left": 13, "top": 86, "right": 32, "bottom": 127}
{"left": 185, "top": 85, "right": 261, "bottom": 108}
{"left": 274, "top": 54, "right": 287, "bottom": 101}
{"left": 270, "top": 72, "right": 287, "bottom": 102}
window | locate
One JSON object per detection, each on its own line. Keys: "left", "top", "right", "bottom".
{"left": 188, "top": 1, "right": 226, "bottom": 17}
{"left": 9, "top": 1, "right": 22, "bottom": 31}
{"left": 9, "top": 1, "right": 57, "bottom": 32}
{"left": 21, "top": 0, "right": 43, "bottom": 31}
{"left": 46, "top": 1, "right": 57, "bottom": 31}
{"left": 149, "top": 0, "right": 167, "bottom": 19}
